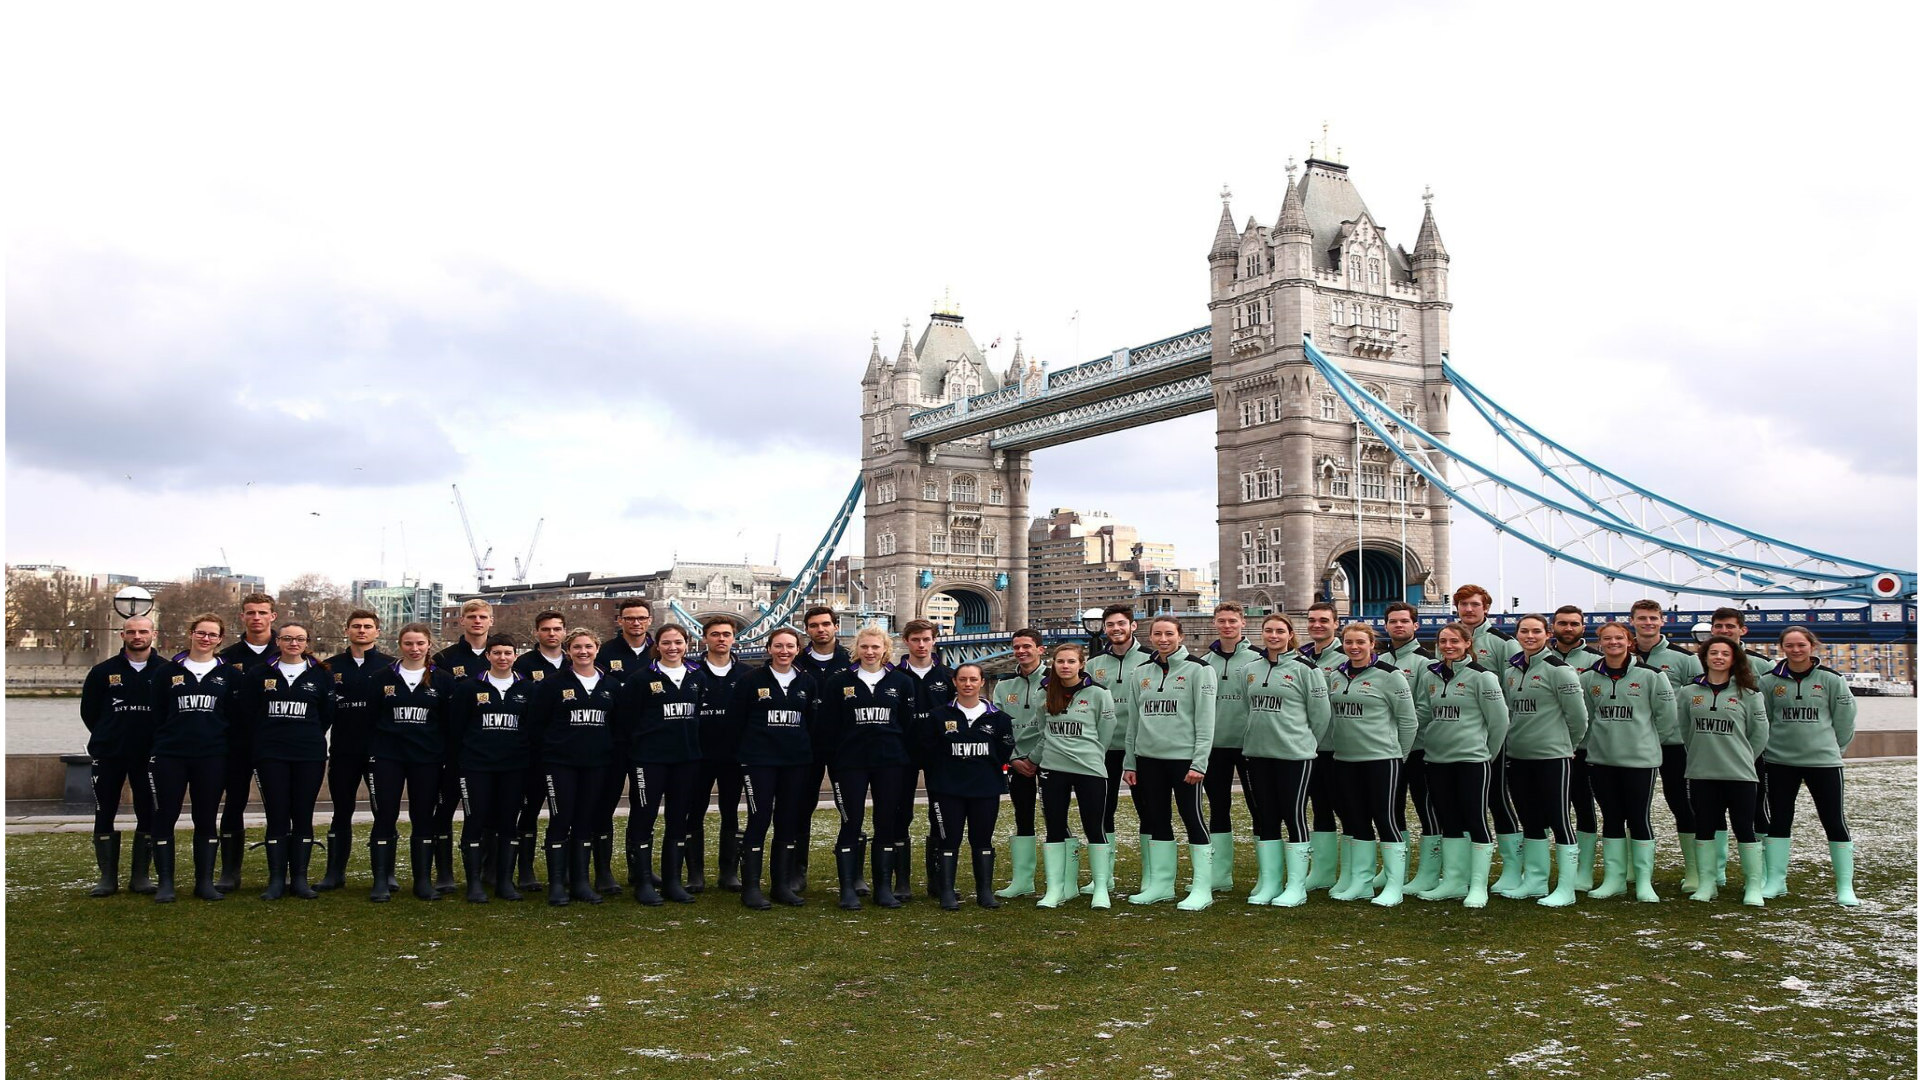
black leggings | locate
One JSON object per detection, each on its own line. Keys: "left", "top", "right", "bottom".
{"left": 1405, "top": 750, "right": 1438, "bottom": 833}
{"left": 742, "top": 765, "right": 815, "bottom": 849}
{"left": 1243, "top": 756, "right": 1314, "bottom": 842}
{"left": 591, "top": 752, "right": 630, "bottom": 840}
{"left": 931, "top": 794, "right": 999, "bottom": 851}
{"left": 1202, "top": 747, "right": 1251, "bottom": 834}
{"left": 1130, "top": 757, "right": 1208, "bottom": 844}
{"left": 544, "top": 764, "right": 608, "bottom": 847}
{"left": 1337, "top": 758, "right": 1404, "bottom": 843}
{"left": 695, "top": 759, "right": 745, "bottom": 840}
{"left": 1658, "top": 743, "right": 1693, "bottom": 832}
{"left": 219, "top": 744, "right": 253, "bottom": 838}
{"left": 1425, "top": 759, "right": 1492, "bottom": 843}
{"left": 899, "top": 766, "right": 922, "bottom": 844}
{"left": 1487, "top": 751, "right": 1518, "bottom": 834}
{"left": 458, "top": 768, "right": 527, "bottom": 846}
{"left": 1689, "top": 778, "right": 1758, "bottom": 843}
{"left": 148, "top": 755, "right": 223, "bottom": 837}
{"left": 92, "top": 755, "right": 154, "bottom": 834}
{"left": 1308, "top": 749, "right": 1342, "bottom": 832}
{"left": 430, "top": 763, "right": 462, "bottom": 839}
{"left": 1007, "top": 767, "right": 1038, "bottom": 836}
{"left": 1588, "top": 763, "right": 1656, "bottom": 840}
{"left": 629, "top": 760, "right": 702, "bottom": 848}
{"left": 514, "top": 761, "right": 546, "bottom": 839}
{"left": 1764, "top": 763, "right": 1850, "bottom": 842}
{"left": 1508, "top": 756, "right": 1575, "bottom": 844}
{"left": 1752, "top": 757, "right": 1772, "bottom": 835}
{"left": 831, "top": 766, "right": 910, "bottom": 849}
{"left": 1570, "top": 748, "right": 1598, "bottom": 832}
{"left": 369, "top": 759, "right": 440, "bottom": 842}
{"left": 257, "top": 759, "right": 325, "bottom": 842}
{"left": 323, "top": 750, "right": 368, "bottom": 839}
{"left": 1101, "top": 748, "right": 1126, "bottom": 836}
{"left": 1039, "top": 769, "right": 1108, "bottom": 844}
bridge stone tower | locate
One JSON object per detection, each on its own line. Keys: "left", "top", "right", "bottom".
{"left": 1211, "top": 156, "right": 1454, "bottom": 615}
{"left": 859, "top": 298, "right": 1034, "bottom": 632}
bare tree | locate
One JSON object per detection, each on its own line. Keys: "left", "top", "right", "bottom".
{"left": 152, "top": 579, "right": 243, "bottom": 654}
{"left": 277, "top": 573, "right": 355, "bottom": 654}
{"left": 3, "top": 570, "right": 113, "bottom": 662}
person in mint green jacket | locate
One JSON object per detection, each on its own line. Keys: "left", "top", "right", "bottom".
{"left": 1680, "top": 636, "right": 1769, "bottom": 906}
{"left": 1549, "top": 605, "right": 1604, "bottom": 890}
{"left": 1711, "top": 605, "right": 1781, "bottom": 866}
{"left": 990, "top": 630, "right": 1049, "bottom": 900}
{"left": 1578, "top": 622, "right": 1679, "bottom": 903}
{"left": 1453, "top": 584, "right": 1524, "bottom": 894}
{"left": 1408, "top": 623, "right": 1509, "bottom": 909}
{"left": 1241, "top": 613, "right": 1331, "bottom": 907}
{"left": 1629, "top": 599, "right": 1708, "bottom": 892}
{"left": 1758, "top": 625, "right": 1859, "bottom": 906}
{"left": 1200, "top": 603, "right": 1262, "bottom": 893}
{"left": 1324, "top": 623, "right": 1416, "bottom": 904}
{"left": 1501, "top": 614, "right": 1589, "bottom": 907}
{"left": 1087, "top": 605, "right": 1154, "bottom": 847}
{"left": 1295, "top": 602, "right": 1347, "bottom": 891}
{"left": 1030, "top": 643, "right": 1117, "bottom": 909}
{"left": 1121, "top": 616, "right": 1218, "bottom": 911}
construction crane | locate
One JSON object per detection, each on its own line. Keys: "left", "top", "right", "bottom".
{"left": 450, "top": 484, "right": 493, "bottom": 590}
{"left": 512, "top": 518, "right": 545, "bottom": 586}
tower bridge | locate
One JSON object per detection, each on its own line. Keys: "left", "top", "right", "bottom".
{"left": 722, "top": 155, "right": 1911, "bottom": 643}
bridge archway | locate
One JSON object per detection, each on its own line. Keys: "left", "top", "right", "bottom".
{"left": 1327, "top": 545, "right": 1426, "bottom": 619}
{"left": 926, "top": 581, "right": 1000, "bottom": 635}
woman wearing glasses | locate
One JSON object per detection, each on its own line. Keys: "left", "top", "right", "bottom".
{"left": 236, "top": 622, "right": 334, "bottom": 900}
{"left": 147, "top": 614, "right": 243, "bottom": 902}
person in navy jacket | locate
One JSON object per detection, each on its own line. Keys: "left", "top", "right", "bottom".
{"left": 729, "top": 626, "right": 816, "bottom": 909}
{"left": 235, "top": 621, "right": 334, "bottom": 900}
{"left": 213, "top": 592, "right": 279, "bottom": 892}
{"left": 616, "top": 623, "right": 706, "bottom": 905}
{"left": 534, "top": 628, "right": 620, "bottom": 906}
{"left": 80, "top": 616, "right": 164, "bottom": 897}
{"left": 366, "top": 623, "right": 453, "bottom": 902}
{"left": 816, "top": 626, "right": 916, "bottom": 910}
{"left": 919, "top": 663, "right": 1015, "bottom": 910}
{"left": 147, "top": 613, "right": 243, "bottom": 902}
{"left": 445, "top": 634, "right": 537, "bottom": 902}
{"left": 894, "top": 619, "right": 957, "bottom": 900}
{"left": 688, "top": 617, "right": 750, "bottom": 894}
{"left": 315, "top": 609, "right": 393, "bottom": 892}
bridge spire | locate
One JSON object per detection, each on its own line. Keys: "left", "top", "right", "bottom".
{"left": 1210, "top": 184, "right": 1238, "bottom": 259}
{"left": 1414, "top": 186, "right": 1448, "bottom": 260}
{"left": 861, "top": 330, "right": 887, "bottom": 387}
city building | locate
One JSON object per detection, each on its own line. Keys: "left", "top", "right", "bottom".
{"left": 193, "top": 565, "right": 267, "bottom": 593}
{"left": 461, "top": 559, "right": 794, "bottom": 634}
{"left": 1025, "top": 508, "right": 1182, "bottom": 629}
{"left": 355, "top": 580, "right": 446, "bottom": 636}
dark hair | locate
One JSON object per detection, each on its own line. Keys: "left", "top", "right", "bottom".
{"left": 617, "top": 598, "right": 652, "bottom": 616}
{"left": 1553, "top": 604, "right": 1585, "bottom": 619}
{"left": 1711, "top": 606, "right": 1746, "bottom": 627}
{"left": 1045, "top": 643, "right": 1087, "bottom": 716}
{"left": 1011, "top": 627, "right": 1044, "bottom": 647}
{"left": 954, "top": 662, "right": 985, "bottom": 684}
{"left": 1699, "top": 634, "right": 1759, "bottom": 693}
{"left": 347, "top": 608, "right": 380, "bottom": 626}
{"left": 1149, "top": 614, "right": 1183, "bottom": 633}
{"left": 802, "top": 605, "right": 836, "bottom": 625}
{"left": 1515, "top": 613, "right": 1550, "bottom": 633}
{"left": 902, "top": 619, "right": 937, "bottom": 638}
{"left": 1100, "top": 604, "right": 1133, "bottom": 623}
{"left": 1306, "top": 601, "right": 1338, "bottom": 617}
{"left": 397, "top": 621, "right": 434, "bottom": 644}
{"left": 485, "top": 633, "right": 517, "bottom": 651}
{"left": 1383, "top": 601, "right": 1419, "bottom": 620}
{"left": 534, "top": 610, "right": 566, "bottom": 628}
{"left": 766, "top": 626, "right": 802, "bottom": 649}
{"left": 1629, "top": 598, "right": 1664, "bottom": 616}
{"left": 274, "top": 621, "right": 313, "bottom": 654}
{"left": 1434, "top": 622, "right": 1473, "bottom": 650}
{"left": 651, "top": 623, "right": 690, "bottom": 657}
{"left": 1779, "top": 624, "right": 1823, "bottom": 649}
{"left": 239, "top": 592, "right": 276, "bottom": 611}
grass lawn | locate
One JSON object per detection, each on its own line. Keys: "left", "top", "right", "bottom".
{"left": 6, "top": 761, "right": 1914, "bottom": 1079}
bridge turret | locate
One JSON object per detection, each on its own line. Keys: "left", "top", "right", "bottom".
{"left": 1412, "top": 187, "right": 1449, "bottom": 302}
{"left": 861, "top": 331, "right": 887, "bottom": 389}
{"left": 1208, "top": 187, "right": 1238, "bottom": 298}
{"left": 888, "top": 321, "right": 919, "bottom": 404}
{"left": 1273, "top": 164, "right": 1313, "bottom": 278}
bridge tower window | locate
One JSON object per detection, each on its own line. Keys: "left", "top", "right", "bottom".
{"left": 923, "top": 479, "right": 940, "bottom": 501}
{"left": 1331, "top": 470, "right": 1351, "bottom": 498}
{"left": 1368, "top": 259, "right": 1381, "bottom": 285}
{"left": 952, "top": 474, "right": 978, "bottom": 503}
{"left": 980, "top": 530, "right": 998, "bottom": 556}
{"left": 1320, "top": 394, "right": 1338, "bottom": 421}
{"left": 988, "top": 484, "right": 1004, "bottom": 505}
{"left": 1332, "top": 300, "right": 1344, "bottom": 325}
{"left": 952, "top": 528, "right": 978, "bottom": 555}
{"left": 929, "top": 532, "right": 948, "bottom": 554}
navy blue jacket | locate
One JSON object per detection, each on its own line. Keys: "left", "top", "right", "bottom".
{"left": 512, "top": 648, "right": 567, "bottom": 684}
{"left": 895, "top": 660, "right": 958, "bottom": 766}
{"left": 447, "top": 671, "right": 538, "bottom": 772}
{"left": 618, "top": 660, "right": 704, "bottom": 765}
{"left": 80, "top": 650, "right": 165, "bottom": 759}
{"left": 796, "top": 645, "right": 852, "bottom": 765}
{"left": 321, "top": 648, "right": 394, "bottom": 761}
{"left": 816, "top": 666, "right": 916, "bottom": 770}
{"left": 368, "top": 664, "right": 453, "bottom": 765}
{"left": 690, "top": 656, "right": 752, "bottom": 761}
{"left": 729, "top": 665, "right": 816, "bottom": 768}
{"left": 534, "top": 667, "right": 619, "bottom": 768}
{"left": 151, "top": 654, "right": 241, "bottom": 759}
{"left": 217, "top": 638, "right": 278, "bottom": 752}
{"left": 919, "top": 700, "right": 1015, "bottom": 798}
{"left": 238, "top": 658, "right": 334, "bottom": 763}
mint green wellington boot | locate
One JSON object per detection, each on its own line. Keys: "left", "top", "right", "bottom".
{"left": 1301, "top": 831, "right": 1340, "bottom": 891}
{"left": 1416, "top": 837, "right": 1471, "bottom": 901}
{"left": 1830, "top": 841, "right": 1859, "bottom": 907}
{"left": 1129, "top": 839, "right": 1178, "bottom": 904}
{"left": 1247, "top": 839, "right": 1283, "bottom": 905}
{"left": 1589, "top": 838, "right": 1630, "bottom": 899}
{"left": 1689, "top": 839, "right": 1719, "bottom": 902}
{"left": 1371, "top": 838, "right": 1409, "bottom": 907}
{"left": 1714, "top": 830, "right": 1729, "bottom": 885}
{"left": 1538, "top": 843, "right": 1581, "bottom": 907}
{"left": 1463, "top": 842, "right": 1496, "bottom": 908}
{"left": 1506, "top": 838, "right": 1551, "bottom": 899}
{"left": 1068, "top": 836, "right": 1090, "bottom": 895}
{"left": 1210, "top": 833, "right": 1234, "bottom": 891}
{"left": 1273, "top": 842, "right": 1311, "bottom": 907}
{"left": 1178, "top": 843, "right": 1215, "bottom": 910}
{"left": 995, "top": 835, "right": 1037, "bottom": 899}
{"left": 1371, "top": 839, "right": 1408, "bottom": 892}
{"left": 1679, "top": 834, "right": 1700, "bottom": 894}
{"left": 1088, "top": 842, "right": 1114, "bottom": 909}
{"left": 1489, "top": 833, "right": 1524, "bottom": 895}
{"left": 1035, "top": 842, "right": 1072, "bottom": 908}
{"left": 1573, "top": 831, "right": 1599, "bottom": 892}
{"left": 1631, "top": 839, "right": 1660, "bottom": 902}
{"left": 1330, "top": 840, "right": 1379, "bottom": 901}
{"left": 1406, "top": 835, "right": 1444, "bottom": 894}
{"left": 1738, "top": 842, "right": 1765, "bottom": 907}
{"left": 1761, "top": 835, "right": 1791, "bottom": 898}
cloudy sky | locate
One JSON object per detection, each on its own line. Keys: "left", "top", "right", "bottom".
{"left": 6, "top": 3, "right": 1914, "bottom": 610}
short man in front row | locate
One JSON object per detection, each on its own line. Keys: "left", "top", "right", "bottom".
{"left": 80, "top": 617, "right": 164, "bottom": 896}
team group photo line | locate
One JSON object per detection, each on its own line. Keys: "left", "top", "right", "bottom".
{"left": 78, "top": 583, "right": 1861, "bottom": 913}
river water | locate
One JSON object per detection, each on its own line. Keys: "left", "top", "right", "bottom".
{"left": 5, "top": 693, "right": 1916, "bottom": 756}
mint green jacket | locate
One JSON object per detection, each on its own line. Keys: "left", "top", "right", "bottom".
{"left": 991, "top": 661, "right": 1049, "bottom": 762}
{"left": 1123, "top": 647, "right": 1217, "bottom": 774}
{"left": 1500, "top": 650, "right": 1587, "bottom": 760}
{"left": 1087, "top": 638, "right": 1154, "bottom": 752}
{"left": 1412, "top": 661, "right": 1510, "bottom": 764}
{"left": 1578, "top": 660, "right": 1680, "bottom": 768}
{"left": 1326, "top": 659, "right": 1417, "bottom": 762}
{"left": 1032, "top": 679, "right": 1115, "bottom": 777}
{"left": 1202, "top": 638, "right": 1261, "bottom": 750}
{"left": 1635, "top": 636, "right": 1702, "bottom": 745}
{"left": 1549, "top": 639, "right": 1601, "bottom": 671}
{"left": 1469, "top": 622, "right": 1519, "bottom": 672}
{"left": 1241, "top": 649, "right": 1331, "bottom": 761}
{"left": 1383, "top": 639, "right": 1435, "bottom": 749}
{"left": 1679, "top": 677, "right": 1769, "bottom": 782}
{"left": 1296, "top": 639, "right": 1346, "bottom": 750}
{"left": 1757, "top": 661, "right": 1857, "bottom": 768}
